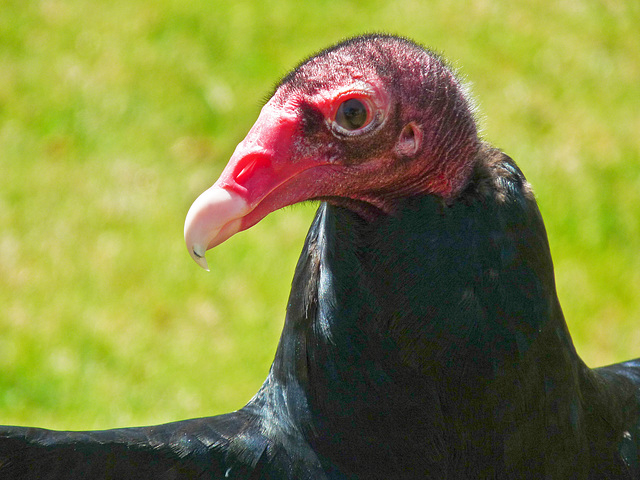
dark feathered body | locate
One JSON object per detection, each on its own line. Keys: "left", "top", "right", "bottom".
{"left": 272, "top": 143, "right": 640, "bottom": 478}
{"left": 2, "top": 144, "right": 639, "bottom": 478}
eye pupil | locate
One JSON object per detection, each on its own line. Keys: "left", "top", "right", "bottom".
{"left": 335, "top": 98, "right": 368, "bottom": 131}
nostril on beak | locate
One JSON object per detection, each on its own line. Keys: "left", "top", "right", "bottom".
{"left": 234, "top": 154, "right": 272, "bottom": 186}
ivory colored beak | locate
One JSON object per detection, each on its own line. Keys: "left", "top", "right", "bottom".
{"left": 184, "top": 187, "right": 250, "bottom": 270}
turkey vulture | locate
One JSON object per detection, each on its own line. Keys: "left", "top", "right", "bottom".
{"left": 1, "top": 34, "right": 639, "bottom": 479}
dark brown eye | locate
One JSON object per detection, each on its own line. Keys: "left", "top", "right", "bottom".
{"left": 335, "top": 98, "right": 369, "bottom": 131}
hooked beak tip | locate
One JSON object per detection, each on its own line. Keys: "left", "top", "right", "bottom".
{"left": 184, "top": 187, "right": 249, "bottom": 270}
{"left": 191, "top": 244, "right": 210, "bottom": 271}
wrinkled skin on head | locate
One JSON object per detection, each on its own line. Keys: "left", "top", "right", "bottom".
{"left": 184, "top": 34, "right": 479, "bottom": 269}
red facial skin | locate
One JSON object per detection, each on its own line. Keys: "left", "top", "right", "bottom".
{"left": 184, "top": 36, "right": 479, "bottom": 269}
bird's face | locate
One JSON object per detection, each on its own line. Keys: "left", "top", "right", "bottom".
{"left": 184, "top": 35, "right": 479, "bottom": 269}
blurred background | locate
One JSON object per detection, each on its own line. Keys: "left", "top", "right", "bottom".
{"left": 0, "top": 0, "right": 639, "bottom": 430}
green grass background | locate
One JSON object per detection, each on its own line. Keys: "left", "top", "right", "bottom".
{"left": 1, "top": 0, "right": 639, "bottom": 430}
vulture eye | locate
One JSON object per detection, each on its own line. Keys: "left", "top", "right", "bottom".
{"left": 335, "top": 98, "right": 370, "bottom": 131}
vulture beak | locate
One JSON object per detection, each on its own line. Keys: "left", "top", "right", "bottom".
{"left": 183, "top": 187, "right": 249, "bottom": 270}
{"left": 184, "top": 101, "right": 327, "bottom": 270}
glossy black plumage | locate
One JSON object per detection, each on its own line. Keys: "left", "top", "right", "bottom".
{"left": 2, "top": 34, "right": 640, "bottom": 478}
{"left": 2, "top": 145, "right": 639, "bottom": 478}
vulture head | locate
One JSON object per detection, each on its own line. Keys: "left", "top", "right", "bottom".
{"left": 185, "top": 34, "right": 479, "bottom": 269}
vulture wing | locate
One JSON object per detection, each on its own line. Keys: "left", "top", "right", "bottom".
{"left": 0, "top": 413, "right": 263, "bottom": 479}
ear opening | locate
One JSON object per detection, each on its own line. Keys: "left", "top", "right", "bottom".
{"left": 395, "top": 123, "right": 422, "bottom": 158}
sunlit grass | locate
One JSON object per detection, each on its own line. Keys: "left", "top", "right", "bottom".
{"left": 0, "top": 0, "right": 638, "bottom": 430}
